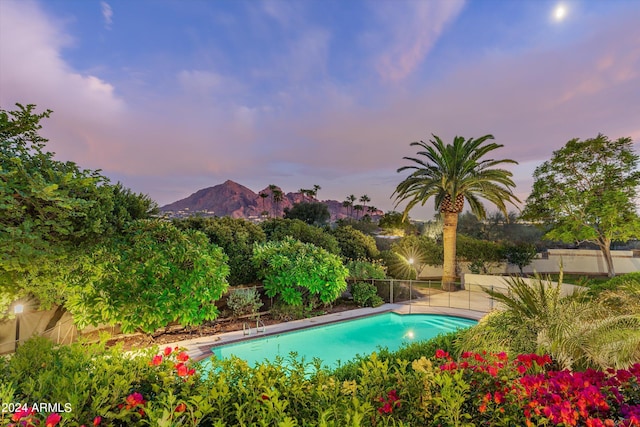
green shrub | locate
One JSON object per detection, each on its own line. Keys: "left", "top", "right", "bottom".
{"left": 351, "top": 282, "right": 384, "bottom": 308}
{"left": 330, "top": 225, "right": 380, "bottom": 261}
{"left": 226, "top": 287, "right": 263, "bottom": 318}
{"left": 252, "top": 237, "right": 348, "bottom": 307}
{"left": 332, "top": 330, "right": 460, "bottom": 381}
{"left": 346, "top": 259, "right": 387, "bottom": 280}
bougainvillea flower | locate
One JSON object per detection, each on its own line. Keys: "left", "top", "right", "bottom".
{"left": 46, "top": 413, "right": 62, "bottom": 427}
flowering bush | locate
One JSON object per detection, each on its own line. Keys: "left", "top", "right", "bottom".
{"left": 3, "top": 335, "right": 639, "bottom": 427}
{"left": 433, "top": 349, "right": 640, "bottom": 427}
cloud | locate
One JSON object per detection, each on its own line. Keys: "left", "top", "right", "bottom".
{"left": 0, "top": 0, "right": 126, "bottom": 164}
{"left": 100, "top": 1, "right": 113, "bottom": 29}
{"left": 371, "top": 0, "right": 466, "bottom": 82}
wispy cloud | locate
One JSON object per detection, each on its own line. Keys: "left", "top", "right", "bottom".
{"left": 371, "top": 0, "right": 466, "bottom": 82}
{"left": 100, "top": 1, "right": 113, "bottom": 30}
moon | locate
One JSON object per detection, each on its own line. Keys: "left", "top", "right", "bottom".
{"left": 553, "top": 4, "right": 567, "bottom": 21}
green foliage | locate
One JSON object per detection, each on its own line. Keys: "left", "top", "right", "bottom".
{"left": 481, "top": 274, "right": 640, "bottom": 370}
{"left": 261, "top": 218, "right": 340, "bottom": 255}
{"left": 345, "top": 260, "right": 387, "bottom": 280}
{"left": 1, "top": 104, "right": 158, "bottom": 314}
{"left": 67, "top": 220, "right": 230, "bottom": 333}
{"left": 378, "top": 211, "right": 416, "bottom": 234}
{"left": 522, "top": 134, "right": 640, "bottom": 276}
{"left": 350, "top": 282, "right": 384, "bottom": 307}
{"left": 226, "top": 287, "right": 263, "bottom": 318}
{"left": 456, "top": 235, "right": 504, "bottom": 274}
{"left": 283, "top": 201, "right": 331, "bottom": 226}
{"left": 332, "top": 330, "right": 461, "bottom": 381}
{"left": 252, "top": 237, "right": 348, "bottom": 307}
{"left": 330, "top": 225, "right": 380, "bottom": 261}
{"left": 385, "top": 235, "right": 442, "bottom": 279}
{"left": 0, "top": 337, "right": 197, "bottom": 426}
{"left": 174, "top": 216, "right": 266, "bottom": 286}
{"left": 502, "top": 242, "right": 537, "bottom": 273}
{"left": 393, "top": 134, "right": 519, "bottom": 220}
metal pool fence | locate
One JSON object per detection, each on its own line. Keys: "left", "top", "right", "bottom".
{"left": 347, "top": 279, "right": 506, "bottom": 313}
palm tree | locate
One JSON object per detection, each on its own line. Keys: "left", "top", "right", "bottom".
{"left": 312, "top": 184, "right": 321, "bottom": 199}
{"left": 359, "top": 194, "right": 370, "bottom": 213}
{"left": 346, "top": 194, "right": 356, "bottom": 218}
{"left": 353, "top": 204, "right": 363, "bottom": 220}
{"left": 259, "top": 192, "right": 269, "bottom": 217}
{"left": 393, "top": 134, "right": 519, "bottom": 291}
{"left": 272, "top": 189, "right": 284, "bottom": 217}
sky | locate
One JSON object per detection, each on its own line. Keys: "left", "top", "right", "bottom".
{"left": 1, "top": 0, "right": 639, "bottom": 218}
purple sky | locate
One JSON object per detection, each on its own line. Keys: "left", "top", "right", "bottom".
{"left": 1, "top": 0, "right": 639, "bottom": 218}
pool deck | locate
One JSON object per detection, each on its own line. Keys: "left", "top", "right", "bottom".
{"left": 167, "top": 301, "right": 489, "bottom": 363}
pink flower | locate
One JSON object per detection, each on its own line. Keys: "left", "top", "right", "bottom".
{"left": 163, "top": 346, "right": 172, "bottom": 356}
{"left": 125, "top": 392, "right": 145, "bottom": 409}
{"left": 93, "top": 416, "right": 102, "bottom": 426}
{"left": 46, "top": 413, "right": 62, "bottom": 427}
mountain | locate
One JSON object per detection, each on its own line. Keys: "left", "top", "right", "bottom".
{"left": 160, "top": 180, "right": 383, "bottom": 221}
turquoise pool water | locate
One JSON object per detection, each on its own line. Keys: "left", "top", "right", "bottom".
{"left": 205, "top": 313, "right": 476, "bottom": 369}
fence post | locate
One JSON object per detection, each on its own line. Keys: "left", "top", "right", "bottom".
{"left": 389, "top": 279, "right": 394, "bottom": 303}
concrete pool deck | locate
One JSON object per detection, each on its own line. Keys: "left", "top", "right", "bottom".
{"left": 166, "top": 300, "right": 489, "bottom": 362}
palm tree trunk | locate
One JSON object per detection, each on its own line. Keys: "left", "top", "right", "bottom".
{"left": 442, "top": 211, "right": 459, "bottom": 291}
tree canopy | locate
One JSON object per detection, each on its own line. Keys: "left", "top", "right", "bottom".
{"left": 174, "top": 216, "right": 266, "bottom": 286}
{"left": 522, "top": 134, "right": 640, "bottom": 277}
{"left": 283, "top": 201, "right": 330, "bottom": 226}
{"left": 1, "top": 104, "right": 157, "bottom": 312}
{"left": 67, "top": 220, "right": 229, "bottom": 333}
{"left": 252, "top": 237, "right": 348, "bottom": 307}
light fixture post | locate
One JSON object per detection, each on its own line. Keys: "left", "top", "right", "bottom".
{"left": 14, "top": 303, "right": 24, "bottom": 352}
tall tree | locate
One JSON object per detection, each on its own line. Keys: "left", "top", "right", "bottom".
{"left": 259, "top": 191, "right": 269, "bottom": 217}
{"left": 1, "top": 104, "right": 156, "bottom": 311}
{"left": 522, "top": 134, "right": 640, "bottom": 277}
{"left": 359, "top": 194, "right": 370, "bottom": 212}
{"left": 284, "top": 201, "right": 331, "bottom": 226}
{"left": 312, "top": 184, "right": 321, "bottom": 199}
{"left": 393, "top": 134, "right": 519, "bottom": 291}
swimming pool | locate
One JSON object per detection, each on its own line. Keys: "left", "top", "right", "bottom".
{"left": 204, "top": 312, "right": 476, "bottom": 369}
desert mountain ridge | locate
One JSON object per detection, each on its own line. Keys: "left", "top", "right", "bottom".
{"left": 160, "top": 179, "right": 383, "bottom": 221}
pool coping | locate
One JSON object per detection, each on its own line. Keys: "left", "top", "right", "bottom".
{"left": 165, "top": 303, "right": 488, "bottom": 362}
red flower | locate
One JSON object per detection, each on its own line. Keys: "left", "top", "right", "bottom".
{"left": 175, "top": 403, "right": 187, "bottom": 413}
{"left": 163, "top": 346, "right": 172, "bottom": 356}
{"left": 150, "top": 355, "right": 163, "bottom": 366}
{"left": 93, "top": 416, "right": 102, "bottom": 426}
{"left": 177, "top": 351, "right": 189, "bottom": 362}
{"left": 435, "top": 349, "right": 449, "bottom": 359}
{"left": 175, "top": 363, "right": 188, "bottom": 376}
{"left": 46, "top": 413, "right": 61, "bottom": 427}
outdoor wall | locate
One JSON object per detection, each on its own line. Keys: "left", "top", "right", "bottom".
{"left": 0, "top": 308, "right": 114, "bottom": 355}
{"left": 462, "top": 273, "right": 584, "bottom": 296}
{"left": 418, "top": 249, "right": 640, "bottom": 278}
